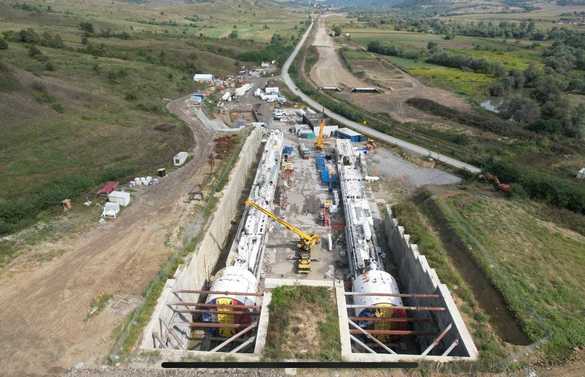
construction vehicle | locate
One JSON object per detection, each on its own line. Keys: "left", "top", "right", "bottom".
{"left": 314, "top": 119, "right": 326, "bottom": 151}
{"left": 481, "top": 173, "right": 512, "bottom": 194}
{"left": 365, "top": 139, "right": 376, "bottom": 151}
{"left": 244, "top": 199, "right": 319, "bottom": 274}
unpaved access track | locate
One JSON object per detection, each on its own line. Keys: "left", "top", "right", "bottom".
{"left": 309, "top": 15, "right": 469, "bottom": 123}
{"left": 282, "top": 18, "right": 480, "bottom": 174}
{"left": 310, "top": 17, "right": 368, "bottom": 89}
{"left": 0, "top": 97, "right": 214, "bottom": 377}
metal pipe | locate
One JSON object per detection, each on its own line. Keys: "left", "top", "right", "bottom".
{"left": 348, "top": 319, "right": 396, "bottom": 354}
{"left": 171, "top": 303, "right": 259, "bottom": 309}
{"left": 230, "top": 336, "right": 257, "bottom": 353}
{"left": 171, "top": 309, "right": 261, "bottom": 315}
{"left": 210, "top": 322, "right": 258, "bottom": 352}
{"left": 441, "top": 339, "right": 460, "bottom": 357}
{"left": 344, "top": 292, "right": 440, "bottom": 298}
{"left": 190, "top": 322, "right": 249, "bottom": 329}
{"left": 346, "top": 304, "right": 446, "bottom": 312}
{"left": 349, "top": 317, "right": 432, "bottom": 323}
{"left": 349, "top": 329, "right": 435, "bottom": 336}
{"left": 174, "top": 290, "right": 264, "bottom": 297}
{"left": 422, "top": 323, "right": 453, "bottom": 356}
{"left": 350, "top": 335, "right": 376, "bottom": 354}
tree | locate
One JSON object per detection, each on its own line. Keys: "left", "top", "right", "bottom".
{"left": 427, "top": 41, "right": 438, "bottom": 52}
{"left": 0, "top": 39, "right": 7, "bottom": 50}
{"left": 229, "top": 30, "right": 238, "bottom": 39}
{"left": 18, "top": 28, "right": 40, "bottom": 44}
{"left": 500, "top": 96, "right": 541, "bottom": 125}
{"left": 332, "top": 25, "right": 342, "bottom": 36}
{"left": 79, "top": 22, "right": 95, "bottom": 34}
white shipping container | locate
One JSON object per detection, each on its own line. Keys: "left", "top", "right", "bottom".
{"left": 108, "top": 191, "right": 131, "bottom": 207}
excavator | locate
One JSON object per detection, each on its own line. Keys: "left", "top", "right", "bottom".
{"left": 244, "top": 199, "right": 320, "bottom": 274}
{"left": 314, "top": 119, "right": 326, "bottom": 151}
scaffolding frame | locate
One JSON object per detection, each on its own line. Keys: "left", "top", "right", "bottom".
{"left": 344, "top": 291, "right": 458, "bottom": 357}
{"left": 151, "top": 289, "right": 264, "bottom": 354}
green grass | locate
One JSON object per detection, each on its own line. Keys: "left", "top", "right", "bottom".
{"left": 392, "top": 199, "right": 507, "bottom": 371}
{"left": 434, "top": 190, "right": 585, "bottom": 363}
{"left": 0, "top": 0, "right": 302, "bottom": 237}
{"left": 86, "top": 292, "right": 113, "bottom": 321}
{"left": 382, "top": 55, "right": 494, "bottom": 97}
{"left": 265, "top": 286, "right": 340, "bottom": 361}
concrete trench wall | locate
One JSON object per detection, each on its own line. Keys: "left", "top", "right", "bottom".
{"left": 140, "top": 128, "right": 263, "bottom": 350}
{"left": 383, "top": 205, "right": 478, "bottom": 360}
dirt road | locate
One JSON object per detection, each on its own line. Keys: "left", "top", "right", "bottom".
{"left": 310, "top": 17, "right": 368, "bottom": 89}
{"left": 309, "top": 15, "right": 469, "bottom": 123}
{"left": 281, "top": 19, "right": 480, "bottom": 174}
{"left": 0, "top": 97, "right": 215, "bottom": 377}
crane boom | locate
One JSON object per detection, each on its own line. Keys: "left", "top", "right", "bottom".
{"left": 315, "top": 119, "right": 326, "bottom": 151}
{"left": 244, "top": 199, "right": 319, "bottom": 273}
{"left": 244, "top": 199, "right": 320, "bottom": 247}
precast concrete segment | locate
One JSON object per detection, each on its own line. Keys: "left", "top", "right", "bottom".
{"left": 281, "top": 18, "right": 481, "bottom": 175}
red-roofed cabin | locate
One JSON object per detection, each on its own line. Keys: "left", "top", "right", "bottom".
{"left": 97, "top": 181, "right": 119, "bottom": 197}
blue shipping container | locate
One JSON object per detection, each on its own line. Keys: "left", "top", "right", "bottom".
{"left": 321, "top": 169, "right": 330, "bottom": 184}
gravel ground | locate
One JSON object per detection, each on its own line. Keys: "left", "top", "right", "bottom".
{"left": 368, "top": 147, "right": 461, "bottom": 188}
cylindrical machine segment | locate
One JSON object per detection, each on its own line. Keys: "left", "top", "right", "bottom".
{"left": 352, "top": 270, "right": 407, "bottom": 337}
{"left": 203, "top": 266, "right": 259, "bottom": 337}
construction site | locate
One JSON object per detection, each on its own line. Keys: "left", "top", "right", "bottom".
{"left": 141, "top": 110, "right": 478, "bottom": 362}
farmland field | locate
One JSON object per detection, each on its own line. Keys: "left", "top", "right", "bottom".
{"left": 0, "top": 0, "right": 305, "bottom": 235}
{"left": 383, "top": 55, "right": 494, "bottom": 97}
{"left": 422, "top": 188, "right": 585, "bottom": 362}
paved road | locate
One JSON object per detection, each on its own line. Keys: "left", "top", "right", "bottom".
{"left": 281, "top": 19, "right": 481, "bottom": 174}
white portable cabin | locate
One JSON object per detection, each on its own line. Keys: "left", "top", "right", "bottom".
{"left": 102, "top": 202, "right": 120, "bottom": 218}
{"left": 108, "top": 191, "right": 131, "bottom": 207}
{"left": 193, "top": 74, "right": 214, "bottom": 82}
{"left": 173, "top": 151, "right": 189, "bottom": 166}
{"left": 312, "top": 124, "right": 338, "bottom": 137}
{"left": 265, "top": 87, "right": 279, "bottom": 95}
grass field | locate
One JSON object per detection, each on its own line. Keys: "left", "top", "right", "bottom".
{"left": 264, "top": 286, "right": 340, "bottom": 361}
{"left": 426, "top": 189, "right": 585, "bottom": 362}
{"left": 381, "top": 55, "right": 494, "bottom": 97}
{"left": 0, "top": 0, "right": 306, "bottom": 43}
{"left": 0, "top": 0, "right": 304, "bottom": 236}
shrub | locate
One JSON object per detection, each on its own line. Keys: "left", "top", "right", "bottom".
{"left": 482, "top": 159, "right": 585, "bottom": 214}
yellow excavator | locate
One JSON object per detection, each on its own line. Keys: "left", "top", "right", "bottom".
{"left": 314, "top": 119, "right": 326, "bottom": 151}
{"left": 244, "top": 199, "right": 319, "bottom": 274}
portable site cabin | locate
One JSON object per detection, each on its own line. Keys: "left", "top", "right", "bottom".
{"left": 312, "top": 124, "right": 338, "bottom": 138}
{"left": 108, "top": 191, "right": 131, "bottom": 207}
{"left": 102, "top": 202, "right": 121, "bottom": 218}
{"left": 191, "top": 92, "right": 205, "bottom": 104}
{"left": 193, "top": 74, "right": 214, "bottom": 83}
{"left": 265, "top": 87, "right": 279, "bottom": 95}
{"left": 336, "top": 127, "right": 365, "bottom": 142}
{"left": 174, "top": 152, "right": 189, "bottom": 166}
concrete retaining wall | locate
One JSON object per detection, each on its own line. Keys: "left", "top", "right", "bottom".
{"left": 383, "top": 205, "right": 478, "bottom": 359}
{"left": 140, "top": 128, "right": 264, "bottom": 350}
